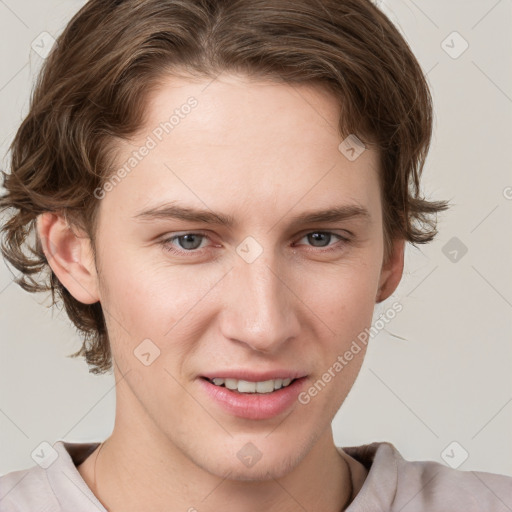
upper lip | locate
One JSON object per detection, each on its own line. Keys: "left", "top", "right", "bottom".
{"left": 201, "top": 370, "right": 308, "bottom": 382}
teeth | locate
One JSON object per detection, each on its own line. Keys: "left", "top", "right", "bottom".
{"left": 209, "top": 377, "right": 295, "bottom": 393}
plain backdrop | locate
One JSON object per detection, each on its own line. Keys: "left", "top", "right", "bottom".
{"left": 1, "top": 0, "right": 511, "bottom": 477}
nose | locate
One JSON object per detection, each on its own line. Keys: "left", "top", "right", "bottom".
{"left": 219, "top": 249, "right": 301, "bottom": 354}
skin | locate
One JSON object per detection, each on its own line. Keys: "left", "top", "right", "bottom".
{"left": 37, "top": 73, "right": 404, "bottom": 511}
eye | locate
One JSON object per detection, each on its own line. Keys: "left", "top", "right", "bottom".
{"left": 159, "top": 230, "right": 350, "bottom": 257}
{"left": 295, "top": 231, "right": 350, "bottom": 252}
{"left": 161, "top": 232, "right": 210, "bottom": 255}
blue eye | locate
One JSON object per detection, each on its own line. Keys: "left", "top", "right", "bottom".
{"left": 297, "top": 231, "right": 347, "bottom": 249}
{"left": 161, "top": 233, "right": 208, "bottom": 254}
{"left": 160, "top": 230, "right": 350, "bottom": 256}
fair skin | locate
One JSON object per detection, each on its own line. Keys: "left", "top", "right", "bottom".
{"left": 37, "top": 73, "right": 404, "bottom": 511}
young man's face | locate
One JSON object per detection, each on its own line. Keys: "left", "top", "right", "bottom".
{"left": 46, "top": 73, "right": 403, "bottom": 480}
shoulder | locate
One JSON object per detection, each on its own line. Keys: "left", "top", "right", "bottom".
{"left": 0, "top": 464, "right": 59, "bottom": 512}
{"left": 342, "top": 441, "right": 512, "bottom": 512}
{"left": 0, "top": 441, "right": 103, "bottom": 512}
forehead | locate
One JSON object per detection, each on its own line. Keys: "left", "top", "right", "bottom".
{"left": 101, "top": 73, "right": 381, "bottom": 226}
{"left": 143, "top": 73, "right": 342, "bottom": 141}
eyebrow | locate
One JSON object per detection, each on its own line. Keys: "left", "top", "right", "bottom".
{"left": 132, "top": 201, "right": 371, "bottom": 227}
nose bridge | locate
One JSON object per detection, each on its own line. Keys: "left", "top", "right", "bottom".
{"left": 221, "top": 245, "right": 299, "bottom": 353}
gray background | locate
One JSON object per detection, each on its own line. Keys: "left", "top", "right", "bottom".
{"left": 1, "top": 0, "right": 511, "bottom": 476}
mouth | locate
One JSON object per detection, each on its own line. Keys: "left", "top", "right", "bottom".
{"left": 198, "top": 375, "right": 308, "bottom": 420}
{"left": 201, "top": 376, "right": 297, "bottom": 394}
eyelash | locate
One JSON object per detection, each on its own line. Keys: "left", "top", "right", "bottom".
{"left": 160, "top": 231, "right": 351, "bottom": 256}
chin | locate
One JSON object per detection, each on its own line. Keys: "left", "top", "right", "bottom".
{"left": 212, "top": 456, "right": 298, "bottom": 482}
{"left": 213, "top": 441, "right": 306, "bottom": 481}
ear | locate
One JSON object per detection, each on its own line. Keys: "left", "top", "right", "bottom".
{"left": 376, "top": 238, "right": 405, "bottom": 303}
{"left": 36, "top": 212, "right": 100, "bottom": 304}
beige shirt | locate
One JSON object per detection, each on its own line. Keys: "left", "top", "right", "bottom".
{"left": 1, "top": 440, "right": 511, "bottom": 511}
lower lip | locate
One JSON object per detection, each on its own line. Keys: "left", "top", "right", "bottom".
{"left": 198, "top": 377, "right": 307, "bottom": 420}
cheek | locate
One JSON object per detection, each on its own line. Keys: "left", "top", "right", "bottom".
{"left": 300, "top": 266, "right": 378, "bottom": 408}
{"left": 301, "top": 258, "right": 381, "bottom": 339}
{"left": 98, "top": 252, "right": 222, "bottom": 361}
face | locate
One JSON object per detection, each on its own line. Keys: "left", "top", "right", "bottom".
{"left": 45, "top": 72, "right": 403, "bottom": 481}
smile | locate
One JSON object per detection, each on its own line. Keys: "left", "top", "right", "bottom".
{"left": 206, "top": 377, "right": 295, "bottom": 394}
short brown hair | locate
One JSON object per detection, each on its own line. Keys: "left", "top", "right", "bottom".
{"left": 0, "top": 0, "right": 448, "bottom": 374}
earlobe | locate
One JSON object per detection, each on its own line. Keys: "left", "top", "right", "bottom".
{"left": 376, "top": 238, "right": 405, "bottom": 303}
{"left": 36, "top": 212, "right": 100, "bottom": 305}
